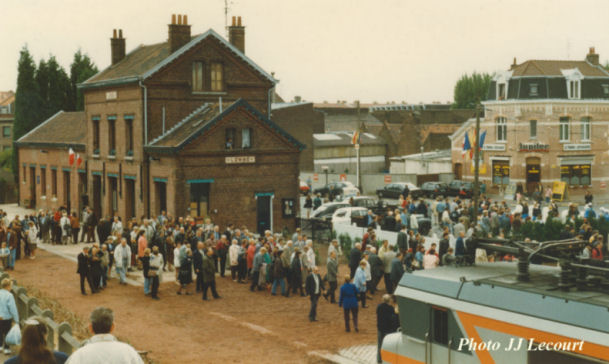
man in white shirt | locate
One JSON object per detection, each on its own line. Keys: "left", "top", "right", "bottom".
{"left": 66, "top": 307, "right": 143, "bottom": 364}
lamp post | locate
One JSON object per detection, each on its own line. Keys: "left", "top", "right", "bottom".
{"left": 473, "top": 103, "right": 481, "bottom": 228}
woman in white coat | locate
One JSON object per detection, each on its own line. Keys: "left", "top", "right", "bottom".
{"left": 228, "top": 239, "right": 240, "bottom": 282}
{"left": 60, "top": 213, "right": 71, "bottom": 244}
{"left": 26, "top": 221, "right": 38, "bottom": 259}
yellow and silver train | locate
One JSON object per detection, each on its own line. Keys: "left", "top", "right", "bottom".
{"left": 381, "top": 239, "right": 609, "bottom": 364}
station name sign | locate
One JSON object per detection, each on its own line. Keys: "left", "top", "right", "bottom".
{"left": 225, "top": 156, "right": 255, "bottom": 164}
{"left": 482, "top": 144, "right": 506, "bottom": 151}
{"left": 519, "top": 142, "right": 549, "bottom": 152}
{"left": 563, "top": 143, "right": 591, "bottom": 151}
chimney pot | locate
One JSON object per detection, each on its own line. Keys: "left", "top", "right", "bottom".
{"left": 111, "top": 29, "right": 126, "bottom": 65}
{"left": 172, "top": 14, "right": 176, "bottom": 25}
{"left": 586, "top": 46, "right": 600, "bottom": 65}
{"left": 228, "top": 16, "right": 245, "bottom": 54}
{"left": 168, "top": 14, "right": 192, "bottom": 53}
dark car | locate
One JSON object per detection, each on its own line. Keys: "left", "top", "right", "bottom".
{"left": 420, "top": 182, "right": 448, "bottom": 198}
{"left": 313, "top": 181, "right": 359, "bottom": 200}
{"left": 376, "top": 182, "right": 423, "bottom": 200}
{"left": 447, "top": 180, "right": 486, "bottom": 198}
{"left": 349, "top": 196, "right": 387, "bottom": 216}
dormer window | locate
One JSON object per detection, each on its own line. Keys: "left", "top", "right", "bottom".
{"left": 493, "top": 70, "right": 512, "bottom": 101}
{"left": 498, "top": 83, "right": 506, "bottom": 100}
{"left": 568, "top": 80, "right": 581, "bottom": 99}
{"left": 602, "top": 84, "right": 609, "bottom": 97}
{"left": 562, "top": 68, "right": 583, "bottom": 99}
{"left": 529, "top": 83, "right": 539, "bottom": 96}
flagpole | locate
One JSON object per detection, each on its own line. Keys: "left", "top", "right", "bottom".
{"left": 356, "top": 143, "right": 360, "bottom": 191}
{"left": 473, "top": 102, "right": 481, "bottom": 229}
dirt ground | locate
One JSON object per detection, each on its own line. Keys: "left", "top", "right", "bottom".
{"left": 9, "top": 248, "right": 383, "bottom": 364}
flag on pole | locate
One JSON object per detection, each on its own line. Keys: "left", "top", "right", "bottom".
{"left": 68, "top": 148, "right": 75, "bottom": 166}
{"left": 351, "top": 131, "right": 360, "bottom": 145}
{"left": 76, "top": 153, "right": 83, "bottom": 167}
{"left": 479, "top": 130, "right": 487, "bottom": 150}
{"left": 462, "top": 132, "right": 471, "bottom": 157}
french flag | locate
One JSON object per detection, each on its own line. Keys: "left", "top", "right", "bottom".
{"left": 68, "top": 148, "right": 75, "bottom": 166}
{"left": 462, "top": 132, "right": 471, "bottom": 157}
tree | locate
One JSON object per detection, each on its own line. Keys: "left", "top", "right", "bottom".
{"left": 69, "top": 49, "right": 98, "bottom": 111}
{"left": 13, "top": 46, "right": 42, "bottom": 174}
{"left": 452, "top": 72, "right": 492, "bottom": 109}
{"left": 36, "top": 56, "right": 71, "bottom": 120}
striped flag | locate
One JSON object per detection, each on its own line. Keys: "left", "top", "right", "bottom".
{"left": 462, "top": 132, "right": 471, "bottom": 157}
{"left": 351, "top": 131, "right": 360, "bottom": 145}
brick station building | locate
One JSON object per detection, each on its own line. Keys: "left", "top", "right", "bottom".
{"left": 16, "top": 14, "right": 303, "bottom": 233}
{"left": 451, "top": 48, "right": 609, "bottom": 197}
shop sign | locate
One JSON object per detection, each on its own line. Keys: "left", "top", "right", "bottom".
{"left": 519, "top": 142, "right": 549, "bottom": 152}
{"left": 384, "top": 175, "right": 392, "bottom": 183}
{"left": 106, "top": 91, "right": 117, "bottom": 100}
{"left": 482, "top": 144, "right": 506, "bottom": 151}
{"left": 225, "top": 156, "right": 255, "bottom": 164}
{"left": 563, "top": 143, "right": 591, "bottom": 151}
{"left": 313, "top": 173, "right": 318, "bottom": 182}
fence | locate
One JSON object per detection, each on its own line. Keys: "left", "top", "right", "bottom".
{"left": 0, "top": 270, "right": 82, "bottom": 354}
{"left": 332, "top": 223, "right": 457, "bottom": 252}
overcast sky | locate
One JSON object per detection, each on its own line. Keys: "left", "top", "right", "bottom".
{"left": 1, "top": 0, "right": 609, "bottom": 104}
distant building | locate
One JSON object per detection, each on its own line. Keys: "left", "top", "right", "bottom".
{"left": 271, "top": 102, "right": 325, "bottom": 171}
{"left": 0, "top": 91, "right": 14, "bottom": 152}
{"left": 313, "top": 131, "right": 387, "bottom": 174}
{"left": 451, "top": 48, "right": 609, "bottom": 196}
{"left": 389, "top": 150, "right": 452, "bottom": 184}
{"left": 16, "top": 15, "right": 303, "bottom": 233}
{"left": 314, "top": 101, "right": 381, "bottom": 132}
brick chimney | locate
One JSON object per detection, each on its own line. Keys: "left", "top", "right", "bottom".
{"left": 586, "top": 47, "right": 599, "bottom": 65}
{"left": 168, "top": 14, "right": 191, "bottom": 53}
{"left": 228, "top": 16, "right": 245, "bottom": 54}
{"left": 510, "top": 57, "right": 517, "bottom": 70}
{"left": 110, "top": 29, "right": 126, "bottom": 65}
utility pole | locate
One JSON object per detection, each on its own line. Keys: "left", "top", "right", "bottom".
{"left": 473, "top": 102, "right": 481, "bottom": 229}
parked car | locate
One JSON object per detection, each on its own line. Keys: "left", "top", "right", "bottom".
{"left": 313, "top": 181, "right": 360, "bottom": 200}
{"left": 311, "top": 202, "right": 351, "bottom": 220}
{"left": 447, "top": 180, "right": 486, "bottom": 198}
{"left": 420, "top": 182, "right": 448, "bottom": 198}
{"left": 331, "top": 207, "right": 369, "bottom": 227}
{"left": 376, "top": 182, "right": 423, "bottom": 200}
{"left": 348, "top": 195, "right": 387, "bottom": 215}
{"left": 299, "top": 180, "right": 310, "bottom": 195}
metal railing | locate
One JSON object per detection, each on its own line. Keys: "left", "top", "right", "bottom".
{"left": 0, "top": 271, "right": 82, "bottom": 354}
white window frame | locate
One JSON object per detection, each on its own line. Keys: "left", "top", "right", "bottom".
{"left": 493, "top": 70, "right": 512, "bottom": 101}
{"left": 496, "top": 117, "right": 507, "bottom": 142}
{"left": 562, "top": 68, "right": 583, "bottom": 100}
{"left": 529, "top": 83, "right": 539, "bottom": 97}
{"left": 559, "top": 117, "right": 570, "bottom": 142}
{"left": 581, "top": 116, "right": 591, "bottom": 142}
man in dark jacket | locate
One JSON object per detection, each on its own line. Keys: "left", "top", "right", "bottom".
{"left": 377, "top": 294, "right": 400, "bottom": 363}
{"left": 323, "top": 251, "right": 338, "bottom": 303}
{"left": 349, "top": 243, "right": 362, "bottom": 279}
{"left": 396, "top": 226, "right": 408, "bottom": 254}
{"left": 438, "top": 232, "right": 450, "bottom": 265}
{"left": 202, "top": 248, "right": 220, "bottom": 300}
{"left": 77, "top": 247, "right": 94, "bottom": 295}
{"left": 368, "top": 248, "right": 383, "bottom": 294}
{"left": 390, "top": 252, "right": 405, "bottom": 292}
{"left": 193, "top": 242, "right": 205, "bottom": 292}
{"left": 305, "top": 266, "right": 325, "bottom": 322}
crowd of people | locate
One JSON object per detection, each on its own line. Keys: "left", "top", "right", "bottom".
{"left": 0, "top": 185, "right": 606, "bottom": 364}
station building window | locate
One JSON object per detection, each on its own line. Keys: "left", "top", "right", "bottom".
{"left": 561, "top": 164, "right": 591, "bottom": 186}
{"left": 492, "top": 160, "right": 510, "bottom": 185}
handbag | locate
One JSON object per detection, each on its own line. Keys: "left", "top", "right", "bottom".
{"left": 5, "top": 324, "right": 21, "bottom": 346}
